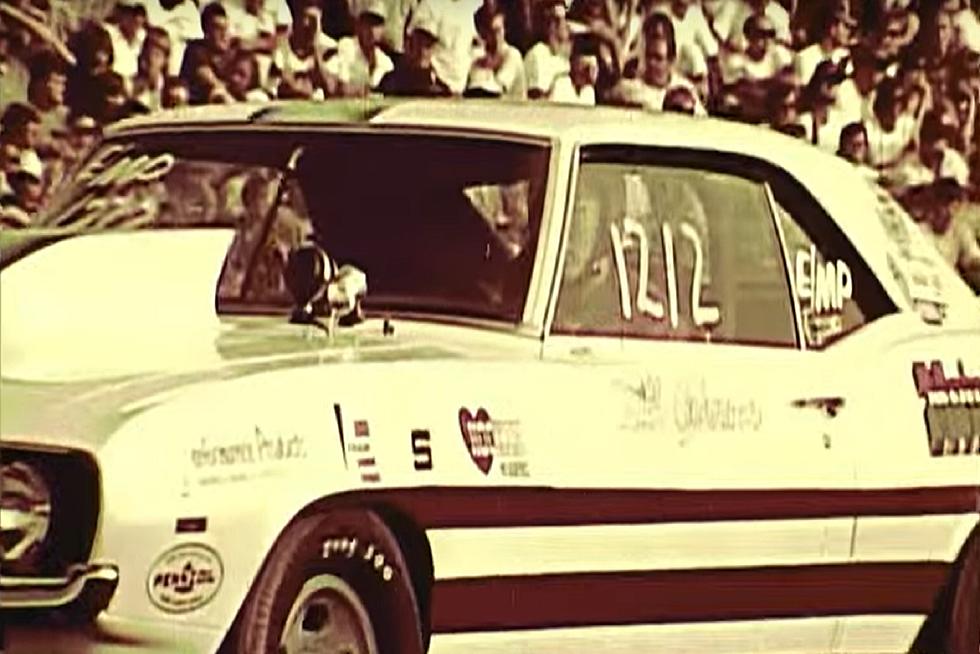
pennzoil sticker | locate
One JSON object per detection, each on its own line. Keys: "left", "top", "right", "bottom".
{"left": 912, "top": 360, "right": 980, "bottom": 456}
{"left": 147, "top": 543, "right": 223, "bottom": 613}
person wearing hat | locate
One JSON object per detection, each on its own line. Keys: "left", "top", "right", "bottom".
{"left": 468, "top": 1, "right": 526, "bottom": 100}
{"left": 104, "top": 0, "right": 149, "bottom": 85}
{"left": 0, "top": 149, "right": 44, "bottom": 228}
{"left": 378, "top": 16, "right": 451, "bottom": 97}
{"left": 794, "top": 3, "right": 855, "bottom": 87}
{"left": 325, "top": 0, "right": 394, "bottom": 96}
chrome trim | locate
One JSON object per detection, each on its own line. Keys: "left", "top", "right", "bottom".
{"left": 0, "top": 562, "right": 118, "bottom": 608}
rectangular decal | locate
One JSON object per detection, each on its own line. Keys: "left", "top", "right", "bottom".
{"left": 912, "top": 360, "right": 980, "bottom": 456}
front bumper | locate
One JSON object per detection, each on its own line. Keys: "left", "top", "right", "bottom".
{"left": 0, "top": 561, "right": 119, "bottom": 610}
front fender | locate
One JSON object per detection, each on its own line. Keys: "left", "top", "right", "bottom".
{"left": 94, "top": 370, "right": 356, "bottom": 649}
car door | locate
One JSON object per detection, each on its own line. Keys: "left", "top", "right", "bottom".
{"left": 530, "top": 146, "right": 858, "bottom": 653}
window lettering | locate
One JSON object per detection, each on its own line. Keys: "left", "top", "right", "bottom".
{"left": 795, "top": 245, "right": 853, "bottom": 314}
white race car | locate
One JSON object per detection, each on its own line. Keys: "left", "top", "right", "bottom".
{"left": 1, "top": 99, "right": 978, "bottom": 654}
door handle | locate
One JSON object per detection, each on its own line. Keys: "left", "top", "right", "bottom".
{"left": 790, "top": 396, "right": 845, "bottom": 418}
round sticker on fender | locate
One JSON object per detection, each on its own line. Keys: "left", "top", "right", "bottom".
{"left": 146, "top": 543, "right": 223, "bottom": 613}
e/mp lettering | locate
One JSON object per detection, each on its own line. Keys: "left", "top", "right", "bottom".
{"left": 190, "top": 427, "right": 307, "bottom": 468}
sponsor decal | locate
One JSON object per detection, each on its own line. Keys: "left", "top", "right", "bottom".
{"left": 322, "top": 536, "right": 394, "bottom": 582}
{"left": 673, "top": 379, "right": 763, "bottom": 436}
{"left": 619, "top": 374, "right": 664, "bottom": 431}
{"left": 347, "top": 419, "right": 380, "bottom": 483}
{"left": 912, "top": 360, "right": 980, "bottom": 456}
{"left": 146, "top": 543, "right": 223, "bottom": 614}
{"left": 412, "top": 429, "right": 433, "bottom": 471}
{"left": 458, "top": 408, "right": 529, "bottom": 478}
{"left": 794, "top": 246, "right": 853, "bottom": 315}
{"left": 188, "top": 428, "right": 307, "bottom": 485}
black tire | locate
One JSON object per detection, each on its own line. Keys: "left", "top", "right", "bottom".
{"left": 945, "top": 531, "right": 980, "bottom": 654}
{"left": 234, "top": 509, "right": 425, "bottom": 654}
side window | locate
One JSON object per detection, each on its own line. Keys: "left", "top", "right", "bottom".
{"left": 552, "top": 160, "right": 796, "bottom": 347}
{"left": 774, "top": 193, "right": 884, "bottom": 348}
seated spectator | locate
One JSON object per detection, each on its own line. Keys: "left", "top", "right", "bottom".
{"left": 218, "top": 50, "right": 271, "bottom": 101}
{"left": 797, "top": 60, "right": 851, "bottom": 152}
{"left": 722, "top": 13, "right": 793, "bottom": 122}
{"left": 663, "top": 84, "right": 697, "bottom": 113}
{"left": 132, "top": 27, "right": 171, "bottom": 111}
{"left": 767, "top": 81, "right": 805, "bottom": 137}
{"left": 650, "top": 0, "right": 719, "bottom": 95}
{"left": 325, "top": 0, "right": 393, "bottom": 96}
{"left": 379, "top": 16, "right": 451, "bottom": 96}
{"left": 180, "top": 2, "right": 236, "bottom": 103}
{"left": 712, "top": 0, "right": 790, "bottom": 49}
{"left": 888, "top": 110, "right": 970, "bottom": 190}
{"left": 567, "top": 36, "right": 599, "bottom": 106}
{"left": 55, "top": 114, "right": 101, "bottom": 177}
{"left": 523, "top": 0, "right": 574, "bottom": 101}
{"left": 144, "top": 0, "right": 203, "bottom": 76}
{"left": 944, "top": 0, "right": 980, "bottom": 53}
{"left": 26, "top": 50, "right": 68, "bottom": 150}
{"left": 0, "top": 150, "right": 44, "bottom": 228}
{"left": 874, "top": 4, "right": 920, "bottom": 65}
{"left": 67, "top": 22, "right": 115, "bottom": 119}
{"left": 612, "top": 14, "right": 704, "bottom": 114}
{"left": 469, "top": 1, "right": 527, "bottom": 100}
{"left": 413, "top": 0, "right": 481, "bottom": 97}
{"left": 0, "top": 102, "right": 42, "bottom": 185}
{"left": 271, "top": 0, "right": 338, "bottom": 99}
{"left": 104, "top": 0, "right": 148, "bottom": 87}
{"left": 838, "top": 121, "right": 871, "bottom": 165}
{"left": 219, "top": 0, "right": 278, "bottom": 88}
{"left": 794, "top": 2, "right": 854, "bottom": 86}
{"left": 907, "top": 5, "right": 961, "bottom": 93}
{"left": 908, "top": 177, "right": 980, "bottom": 277}
{"left": 162, "top": 75, "right": 190, "bottom": 107}
{"left": 567, "top": 0, "right": 630, "bottom": 96}
{"left": 91, "top": 70, "right": 142, "bottom": 123}
{"left": 865, "top": 75, "right": 925, "bottom": 170}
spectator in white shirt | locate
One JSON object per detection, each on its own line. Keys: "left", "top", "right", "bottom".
{"left": 866, "top": 75, "right": 923, "bottom": 170}
{"left": 327, "top": 0, "right": 394, "bottom": 95}
{"left": 797, "top": 60, "right": 851, "bottom": 152}
{"left": 470, "top": 2, "right": 527, "bottom": 100}
{"left": 271, "top": 0, "right": 338, "bottom": 99}
{"left": 722, "top": 13, "right": 792, "bottom": 121}
{"left": 144, "top": 0, "right": 203, "bottom": 76}
{"left": 712, "top": 0, "right": 790, "bottom": 49}
{"left": 104, "top": 0, "right": 148, "bottom": 86}
{"left": 523, "top": 0, "right": 573, "bottom": 100}
{"left": 612, "top": 14, "right": 705, "bottom": 114}
{"left": 794, "top": 3, "right": 854, "bottom": 86}
{"left": 944, "top": 0, "right": 980, "bottom": 53}
{"left": 131, "top": 26, "right": 171, "bottom": 111}
{"left": 414, "top": 0, "right": 482, "bottom": 96}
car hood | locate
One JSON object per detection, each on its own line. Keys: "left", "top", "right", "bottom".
{"left": 0, "top": 228, "right": 505, "bottom": 450}
{"left": 0, "top": 314, "right": 474, "bottom": 451}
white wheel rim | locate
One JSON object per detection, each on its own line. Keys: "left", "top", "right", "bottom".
{"left": 278, "top": 574, "right": 378, "bottom": 654}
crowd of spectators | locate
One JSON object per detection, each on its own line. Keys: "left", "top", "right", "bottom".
{"left": 1, "top": 0, "right": 979, "bottom": 288}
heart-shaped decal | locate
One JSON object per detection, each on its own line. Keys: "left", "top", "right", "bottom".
{"left": 459, "top": 408, "right": 494, "bottom": 475}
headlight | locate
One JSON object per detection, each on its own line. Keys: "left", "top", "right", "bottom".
{"left": 1, "top": 461, "right": 53, "bottom": 567}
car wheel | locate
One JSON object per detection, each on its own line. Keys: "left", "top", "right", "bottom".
{"left": 945, "top": 531, "right": 979, "bottom": 654}
{"left": 234, "top": 509, "right": 425, "bottom": 654}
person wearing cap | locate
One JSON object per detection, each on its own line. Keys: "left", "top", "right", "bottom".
{"left": 0, "top": 149, "right": 44, "bottom": 228}
{"left": 180, "top": 2, "right": 236, "bottom": 103}
{"left": 468, "top": 1, "right": 526, "bottom": 100}
{"left": 523, "top": 0, "right": 574, "bottom": 101}
{"left": 104, "top": 0, "right": 149, "bottom": 86}
{"left": 794, "top": 3, "right": 854, "bottom": 87}
{"left": 379, "top": 16, "right": 451, "bottom": 97}
{"left": 325, "top": 0, "right": 394, "bottom": 96}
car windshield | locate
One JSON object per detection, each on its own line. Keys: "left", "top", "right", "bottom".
{"left": 21, "top": 129, "right": 551, "bottom": 323}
